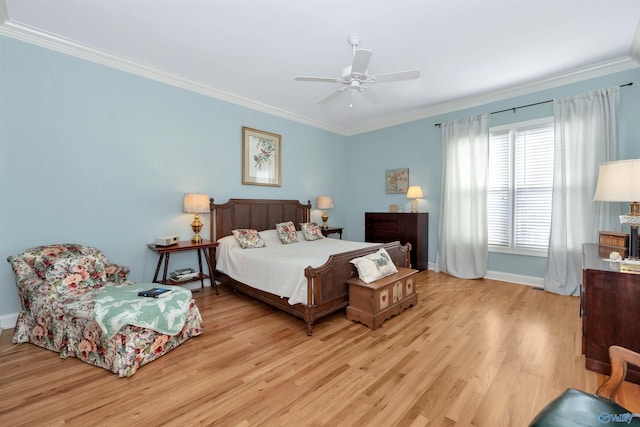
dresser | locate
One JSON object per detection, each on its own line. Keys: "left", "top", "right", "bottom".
{"left": 365, "top": 212, "right": 428, "bottom": 270}
{"left": 582, "top": 243, "right": 640, "bottom": 384}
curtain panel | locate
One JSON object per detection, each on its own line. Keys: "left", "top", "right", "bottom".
{"left": 544, "top": 87, "right": 620, "bottom": 295}
{"left": 435, "top": 114, "right": 490, "bottom": 278}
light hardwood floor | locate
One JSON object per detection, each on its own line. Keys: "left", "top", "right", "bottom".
{"left": 1, "top": 271, "right": 638, "bottom": 426}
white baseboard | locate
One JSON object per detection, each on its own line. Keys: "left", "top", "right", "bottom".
{"left": 0, "top": 313, "right": 18, "bottom": 330}
{"left": 426, "top": 263, "right": 544, "bottom": 288}
{"left": 484, "top": 270, "right": 544, "bottom": 288}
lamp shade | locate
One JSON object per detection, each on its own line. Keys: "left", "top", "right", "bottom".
{"left": 406, "top": 186, "right": 424, "bottom": 199}
{"left": 317, "top": 196, "right": 334, "bottom": 209}
{"left": 593, "top": 159, "right": 640, "bottom": 202}
{"left": 183, "top": 193, "right": 210, "bottom": 213}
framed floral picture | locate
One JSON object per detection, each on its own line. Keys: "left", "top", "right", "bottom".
{"left": 385, "top": 168, "right": 409, "bottom": 193}
{"left": 242, "top": 126, "right": 281, "bottom": 187}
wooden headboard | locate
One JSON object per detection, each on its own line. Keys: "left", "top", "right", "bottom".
{"left": 209, "top": 198, "right": 311, "bottom": 241}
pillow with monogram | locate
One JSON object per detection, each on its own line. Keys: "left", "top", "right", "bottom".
{"left": 275, "top": 221, "right": 298, "bottom": 244}
{"left": 232, "top": 229, "right": 266, "bottom": 249}
{"left": 300, "top": 222, "right": 325, "bottom": 241}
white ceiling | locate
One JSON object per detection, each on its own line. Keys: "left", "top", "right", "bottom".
{"left": 1, "top": 0, "right": 640, "bottom": 135}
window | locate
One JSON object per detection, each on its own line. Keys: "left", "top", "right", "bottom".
{"left": 488, "top": 118, "right": 554, "bottom": 255}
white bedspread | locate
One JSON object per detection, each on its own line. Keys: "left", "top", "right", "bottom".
{"left": 215, "top": 230, "right": 376, "bottom": 305}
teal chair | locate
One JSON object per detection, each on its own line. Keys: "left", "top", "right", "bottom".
{"left": 530, "top": 346, "right": 640, "bottom": 426}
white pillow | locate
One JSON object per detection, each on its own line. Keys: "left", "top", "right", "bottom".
{"left": 257, "top": 229, "right": 282, "bottom": 246}
{"left": 350, "top": 248, "right": 398, "bottom": 284}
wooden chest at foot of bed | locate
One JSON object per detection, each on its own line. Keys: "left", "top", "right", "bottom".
{"left": 346, "top": 267, "right": 418, "bottom": 330}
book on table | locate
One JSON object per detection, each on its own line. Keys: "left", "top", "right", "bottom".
{"left": 173, "top": 268, "right": 195, "bottom": 276}
{"left": 170, "top": 268, "right": 198, "bottom": 282}
{"left": 170, "top": 271, "right": 199, "bottom": 282}
{"left": 138, "top": 287, "right": 172, "bottom": 298}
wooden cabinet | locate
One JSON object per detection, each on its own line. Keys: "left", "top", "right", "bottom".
{"left": 365, "top": 212, "right": 428, "bottom": 270}
{"left": 582, "top": 243, "right": 640, "bottom": 384}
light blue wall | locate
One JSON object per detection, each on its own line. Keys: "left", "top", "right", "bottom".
{"left": 2, "top": 34, "right": 640, "bottom": 320}
{"left": 347, "top": 67, "right": 640, "bottom": 277}
{"left": 346, "top": 120, "right": 442, "bottom": 258}
{"left": 0, "top": 36, "right": 347, "bottom": 318}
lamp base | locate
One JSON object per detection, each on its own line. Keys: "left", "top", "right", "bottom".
{"left": 411, "top": 199, "right": 418, "bottom": 213}
{"left": 620, "top": 207, "right": 640, "bottom": 260}
{"left": 629, "top": 225, "right": 639, "bottom": 260}
{"left": 191, "top": 214, "right": 203, "bottom": 244}
{"left": 321, "top": 211, "right": 329, "bottom": 230}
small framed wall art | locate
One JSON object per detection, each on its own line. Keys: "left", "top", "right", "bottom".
{"left": 385, "top": 168, "right": 409, "bottom": 194}
{"left": 242, "top": 126, "right": 281, "bottom": 187}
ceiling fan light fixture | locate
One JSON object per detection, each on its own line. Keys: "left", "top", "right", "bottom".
{"left": 294, "top": 36, "right": 420, "bottom": 106}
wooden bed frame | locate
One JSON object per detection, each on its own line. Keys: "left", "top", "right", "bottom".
{"left": 209, "top": 198, "right": 411, "bottom": 335}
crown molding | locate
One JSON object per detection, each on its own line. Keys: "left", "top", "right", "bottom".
{"left": 0, "top": 18, "right": 346, "bottom": 135}
{"left": 345, "top": 56, "right": 640, "bottom": 135}
{"left": 630, "top": 18, "right": 640, "bottom": 64}
{"left": 0, "top": 0, "right": 8, "bottom": 25}
{"left": 1, "top": 12, "right": 638, "bottom": 137}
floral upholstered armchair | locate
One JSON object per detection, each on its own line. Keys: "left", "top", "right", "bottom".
{"left": 7, "top": 243, "right": 204, "bottom": 377}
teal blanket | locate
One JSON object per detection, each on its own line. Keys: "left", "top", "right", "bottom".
{"left": 94, "top": 283, "right": 191, "bottom": 339}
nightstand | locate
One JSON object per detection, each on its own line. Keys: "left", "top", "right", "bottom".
{"left": 321, "top": 226, "right": 343, "bottom": 239}
{"left": 147, "top": 240, "right": 218, "bottom": 294}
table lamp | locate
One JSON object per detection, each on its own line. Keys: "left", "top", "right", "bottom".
{"left": 183, "top": 193, "right": 210, "bottom": 243}
{"left": 406, "top": 186, "right": 423, "bottom": 213}
{"left": 317, "top": 196, "right": 333, "bottom": 230}
{"left": 593, "top": 159, "right": 640, "bottom": 259}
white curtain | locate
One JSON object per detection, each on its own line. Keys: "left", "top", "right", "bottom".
{"left": 435, "top": 114, "right": 490, "bottom": 278}
{"left": 544, "top": 87, "right": 620, "bottom": 295}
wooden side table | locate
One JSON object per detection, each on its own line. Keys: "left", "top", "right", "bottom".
{"left": 321, "top": 226, "right": 343, "bottom": 239}
{"left": 346, "top": 267, "right": 418, "bottom": 330}
{"left": 147, "top": 240, "right": 219, "bottom": 294}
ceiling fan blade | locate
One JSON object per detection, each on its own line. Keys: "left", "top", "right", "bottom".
{"left": 359, "top": 87, "right": 383, "bottom": 104}
{"left": 318, "top": 87, "right": 349, "bottom": 104}
{"left": 295, "top": 76, "right": 341, "bottom": 83}
{"left": 372, "top": 70, "right": 420, "bottom": 83}
{"left": 351, "top": 49, "right": 372, "bottom": 76}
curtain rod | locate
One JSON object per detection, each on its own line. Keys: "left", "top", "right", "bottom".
{"left": 433, "top": 82, "right": 633, "bottom": 127}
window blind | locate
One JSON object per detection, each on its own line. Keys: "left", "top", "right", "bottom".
{"left": 488, "top": 120, "right": 554, "bottom": 252}
{"left": 488, "top": 130, "right": 511, "bottom": 246}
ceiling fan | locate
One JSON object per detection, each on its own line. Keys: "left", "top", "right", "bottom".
{"left": 295, "top": 35, "right": 420, "bottom": 106}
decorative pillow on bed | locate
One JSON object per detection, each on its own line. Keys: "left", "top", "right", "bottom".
{"left": 300, "top": 222, "right": 325, "bottom": 241}
{"left": 232, "top": 229, "right": 266, "bottom": 249}
{"left": 349, "top": 248, "right": 398, "bottom": 284}
{"left": 275, "top": 221, "right": 298, "bottom": 244}
{"left": 46, "top": 256, "right": 108, "bottom": 296}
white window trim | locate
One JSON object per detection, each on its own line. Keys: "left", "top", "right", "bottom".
{"left": 488, "top": 117, "right": 553, "bottom": 257}
{"left": 488, "top": 244, "right": 548, "bottom": 257}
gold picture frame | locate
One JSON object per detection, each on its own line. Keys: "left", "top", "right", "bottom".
{"left": 242, "top": 126, "right": 281, "bottom": 187}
